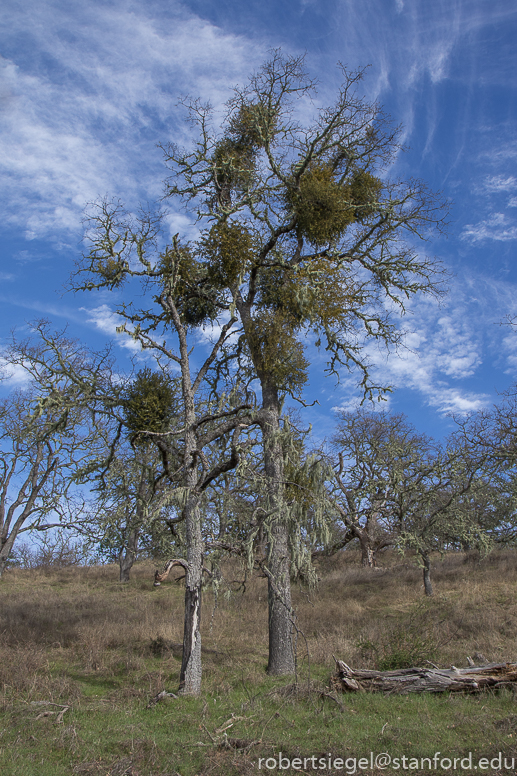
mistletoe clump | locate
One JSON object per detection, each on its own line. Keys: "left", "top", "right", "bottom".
{"left": 245, "top": 311, "right": 309, "bottom": 393}
{"left": 159, "top": 245, "right": 219, "bottom": 328}
{"left": 203, "top": 221, "right": 255, "bottom": 288}
{"left": 123, "top": 368, "right": 176, "bottom": 438}
{"left": 286, "top": 164, "right": 383, "bottom": 246}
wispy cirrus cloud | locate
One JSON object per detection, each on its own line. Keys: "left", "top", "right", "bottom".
{"left": 81, "top": 304, "right": 142, "bottom": 352}
{"left": 329, "top": 269, "right": 517, "bottom": 417}
{"left": 461, "top": 213, "right": 517, "bottom": 243}
{"left": 482, "top": 175, "right": 517, "bottom": 193}
{"left": 0, "top": 0, "right": 267, "bottom": 241}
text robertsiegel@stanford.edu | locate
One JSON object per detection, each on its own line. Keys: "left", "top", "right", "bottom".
{"left": 256, "top": 751, "right": 517, "bottom": 772}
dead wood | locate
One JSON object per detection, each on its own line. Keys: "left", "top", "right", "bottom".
{"left": 146, "top": 690, "right": 179, "bottom": 708}
{"left": 332, "top": 659, "right": 517, "bottom": 695}
{"left": 32, "top": 701, "right": 70, "bottom": 723}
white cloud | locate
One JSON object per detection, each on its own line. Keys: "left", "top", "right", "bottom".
{"left": 483, "top": 175, "right": 517, "bottom": 193}
{"left": 501, "top": 331, "right": 517, "bottom": 374}
{"left": 328, "top": 269, "right": 517, "bottom": 417}
{"left": 164, "top": 212, "right": 202, "bottom": 243}
{"left": 425, "top": 387, "right": 489, "bottom": 415}
{"left": 0, "top": 1, "right": 267, "bottom": 241}
{"left": 461, "top": 213, "right": 517, "bottom": 243}
{"left": 0, "top": 358, "right": 33, "bottom": 388}
{"left": 81, "top": 304, "right": 142, "bottom": 352}
{"left": 332, "top": 393, "right": 392, "bottom": 415}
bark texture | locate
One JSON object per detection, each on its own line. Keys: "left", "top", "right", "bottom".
{"left": 179, "top": 493, "right": 204, "bottom": 695}
{"left": 261, "top": 383, "right": 295, "bottom": 676}
{"left": 119, "top": 527, "right": 139, "bottom": 583}
{"left": 361, "top": 543, "right": 376, "bottom": 568}
{"left": 421, "top": 552, "right": 433, "bottom": 596}
{"left": 333, "top": 660, "right": 517, "bottom": 694}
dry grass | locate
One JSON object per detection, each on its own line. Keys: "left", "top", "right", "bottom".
{"left": 200, "top": 548, "right": 517, "bottom": 674}
{"left": 2, "top": 549, "right": 517, "bottom": 775}
{"left": 3, "top": 549, "right": 517, "bottom": 684}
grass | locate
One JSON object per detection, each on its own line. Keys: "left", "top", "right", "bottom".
{"left": 2, "top": 550, "right": 517, "bottom": 774}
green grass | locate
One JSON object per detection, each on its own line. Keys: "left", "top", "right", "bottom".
{"left": 2, "top": 673, "right": 517, "bottom": 775}
{"left": 2, "top": 552, "right": 517, "bottom": 774}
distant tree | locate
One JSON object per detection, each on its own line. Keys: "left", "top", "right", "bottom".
{"left": 330, "top": 409, "right": 492, "bottom": 594}
{"left": 87, "top": 442, "right": 179, "bottom": 582}
{"left": 330, "top": 410, "right": 427, "bottom": 567}
{"left": 162, "top": 52, "right": 447, "bottom": 672}
{"left": 9, "top": 529, "right": 93, "bottom": 570}
{"left": 394, "top": 433, "right": 492, "bottom": 596}
{"left": 452, "top": 389, "right": 517, "bottom": 547}
{"left": 0, "top": 387, "right": 96, "bottom": 577}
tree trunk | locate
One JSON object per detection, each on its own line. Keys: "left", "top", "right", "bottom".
{"left": 178, "top": 488, "right": 203, "bottom": 695}
{"left": 361, "top": 542, "right": 376, "bottom": 568}
{"left": 0, "top": 550, "right": 9, "bottom": 577}
{"left": 0, "top": 533, "right": 19, "bottom": 577}
{"left": 421, "top": 552, "right": 433, "bottom": 596}
{"left": 119, "top": 527, "right": 139, "bottom": 583}
{"left": 261, "top": 383, "right": 295, "bottom": 676}
{"left": 267, "top": 518, "right": 294, "bottom": 675}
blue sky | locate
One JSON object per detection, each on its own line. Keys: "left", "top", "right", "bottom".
{"left": 1, "top": 0, "right": 516, "bottom": 443}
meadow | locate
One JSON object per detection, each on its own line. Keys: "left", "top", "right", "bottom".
{"left": 1, "top": 550, "right": 517, "bottom": 775}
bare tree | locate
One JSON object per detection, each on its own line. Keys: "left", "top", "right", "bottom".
{"left": 0, "top": 387, "right": 96, "bottom": 576}
{"left": 450, "top": 390, "right": 517, "bottom": 548}
{"left": 88, "top": 440, "right": 179, "bottom": 582}
{"left": 329, "top": 409, "right": 493, "bottom": 594}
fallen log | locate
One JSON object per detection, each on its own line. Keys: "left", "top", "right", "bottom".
{"left": 332, "top": 659, "right": 517, "bottom": 695}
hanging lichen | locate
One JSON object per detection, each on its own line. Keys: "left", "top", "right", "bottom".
{"left": 257, "top": 257, "right": 357, "bottom": 330}
{"left": 211, "top": 138, "right": 257, "bottom": 206}
{"left": 96, "top": 257, "right": 125, "bottom": 287}
{"left": 227, "top": 101, "right": 277, "bottom": 149}
{"left": 257, "top": 266, "right": 307, "bottom": 323}
{"left": 211, "top": 101, "right": 278, "bottom": 208}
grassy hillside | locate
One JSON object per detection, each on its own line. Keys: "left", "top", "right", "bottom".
{"left": 1, "top": 550, "right": 517, "bottom": 775}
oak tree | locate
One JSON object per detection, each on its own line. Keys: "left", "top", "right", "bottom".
{"left": 7, "top": 319, "right": 255, "bottom": 695}
{"left": 0, "top": 384, "right": 99, "bottom": 577}
{"left": 161, "top": 52, "right": 447, "bottom": 671}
